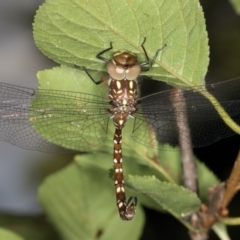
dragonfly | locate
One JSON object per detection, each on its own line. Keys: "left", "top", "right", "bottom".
{"left": 0, "top": 39, "right": 240, "bottom": 220}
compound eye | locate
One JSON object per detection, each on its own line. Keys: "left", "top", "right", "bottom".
{"left": 125, "top": 64, "right": 141, "bottom": 80}
{"left": 107, "top": 62, "right": 125, "bottom": 80}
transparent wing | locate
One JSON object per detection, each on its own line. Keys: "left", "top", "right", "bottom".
{"left": 1, "top": 78, "right": 240, "bottom": 152}
{"left": 133, "top": 78, "right": 240, "bottom": 149}
{"left": 0, "top": 82, "right": 111, "bottom": 152}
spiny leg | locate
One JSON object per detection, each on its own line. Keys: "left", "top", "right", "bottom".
{"left": 113, "top": 128, "right": 137, "bottom": 220}
{"left": 81, "top": 42, "right": 114, "bottom": 84}
{"left": 140, "top": 37, "right": 167, "bottom": 71}
{"left": 82, "top": 67, "right": 109, "bottom": 85}
{"left": 96, "top": 42, "right": 113, "bottom": 62}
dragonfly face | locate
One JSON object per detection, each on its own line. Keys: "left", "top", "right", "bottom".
{"left": 106, "top": 51, "right": 141, "bottom": 81}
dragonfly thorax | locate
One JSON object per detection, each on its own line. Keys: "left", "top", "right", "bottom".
{"left": 108, "top": 78, "right": 138, "bottom": 129}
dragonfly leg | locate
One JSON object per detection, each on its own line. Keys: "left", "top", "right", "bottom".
{"left": 140, "top": 37, "right": 167, "bottom": 71}
{"left": 96, "top": 42, "right": 113, "bottom": 63}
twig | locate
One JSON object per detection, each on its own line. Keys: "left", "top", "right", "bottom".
{"left": 220, "top": 149, "right": 240, "bottom": 210}
{"left": 164, "top": 88, "right": 240, "bottom": 239}
{"left": 170, "top": 88, "right": 198, "bottom": 193}
{"left": 188, "top": 149, "right": 240, "bottom": 239}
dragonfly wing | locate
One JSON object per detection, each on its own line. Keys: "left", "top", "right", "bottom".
{"left": 133, "top": 80, "right": 240, "bottom": 149}
{"left": 0, "top": 83, "right": 110, "bottom": 152}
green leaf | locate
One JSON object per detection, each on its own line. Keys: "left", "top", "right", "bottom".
{"left": 212, "top": 223, "right": 231, "bottom": 240}
{"left": 220, "top": 217, "right": 240, "bottom": 225}
{"left": 0, "top": 213, "right": 60, "bottom": 240}
{"left": 229, "top": 0, "right": 240, "bottom": 15}
{"left": 38, "top": 148, "right": 220, "bottom": 236}
{"left": 0, "top": 228, "right": 23, "bottom": 240}
{"left": 37, "top": 66, "right": 106, "bottom": 96}
{"left": 38, "top": 158, "right": 144, "bottom": 240}
{"left": 74, "top": 153, "right": 200, "bottom": 223}
{"left": 33, "top": 0, "right": 209, "bottom": 87}
{"left": 127, "top": 175, "right": 200, "bottom": 226}
{"left": 197, "top": 160, "right": 220, "bottom": 201}
{"left": 31, "top": 66, "right": 108, "bottom": 151}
